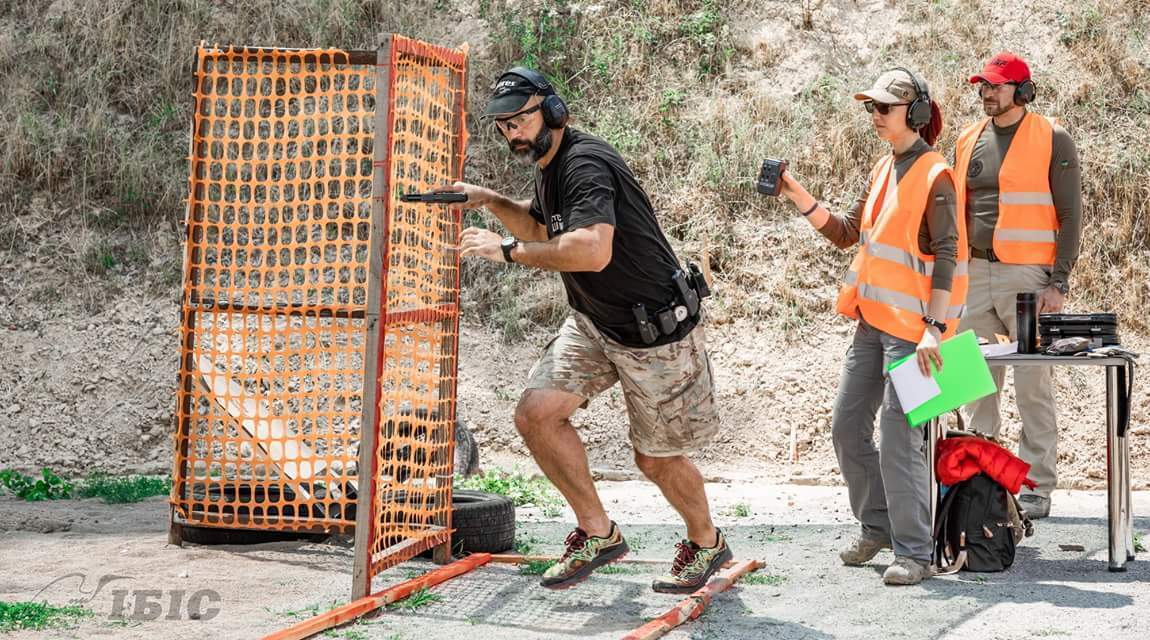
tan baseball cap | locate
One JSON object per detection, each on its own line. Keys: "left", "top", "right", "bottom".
{"left": 854, "top": 69, "right": 924, "bottom": 104}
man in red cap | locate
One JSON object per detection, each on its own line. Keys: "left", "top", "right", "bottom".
{"left": 953, "top": 52, "right": 1082, "bottom": 519}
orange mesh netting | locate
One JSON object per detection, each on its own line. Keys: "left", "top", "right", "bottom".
{"left": 362, "top": 35, "right": 469, "bottom": 580}
{"left": 171, "top": 36, "right": 468, "bottom": 572}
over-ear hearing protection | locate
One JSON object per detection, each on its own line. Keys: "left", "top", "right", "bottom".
{"left": 893, "top": 67, "right": 933, "bottom": 130}
{"left": 503, "top": 66, "right": 569, "bottom": 129}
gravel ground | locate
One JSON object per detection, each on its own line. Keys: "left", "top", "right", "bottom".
{"left": 1, "top": 481, "right": 1147, "bottom": 640}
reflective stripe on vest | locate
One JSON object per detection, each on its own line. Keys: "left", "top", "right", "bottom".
{"left": 999, "top": 192, "right": 1054, "bottom": 206}
{"left": 844, "top": 271, "right": 967, "bottom": 320}
{"left": 860, "top": 230, "right": 971, "bottom": 277}
{"left": 955, "top": 112, "right": 1059, "bottom": 266}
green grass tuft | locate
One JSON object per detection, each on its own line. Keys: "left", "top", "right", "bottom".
{"left": 741, "top": 572, "right": 786, "bottom": 587}
{"left": 518, "top": 560, "right": 557, "bottom": 576}
{"left": 386, "top": 587, "right": 442, "bottom": 611}
{"left": 77, "top": 474, "right": 171, "bottom": 504}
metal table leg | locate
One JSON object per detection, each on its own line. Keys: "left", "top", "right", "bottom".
{"left": 1106, "top": 365, "right": 1127, "bottom": 571}
{"left": 928, "top": 418, "right": 939, "bottom": 567}
{"left": 1123, "top": 431, "right": 1135, "bottom": 561}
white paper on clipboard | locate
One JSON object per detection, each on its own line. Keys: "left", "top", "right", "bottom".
{"left": 888, "top": 358, "right": 942, "bottom": 413}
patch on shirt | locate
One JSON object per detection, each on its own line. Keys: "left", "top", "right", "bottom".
{"left": 967, "top": 159, "right": 983, "bottom": 178}
{"left": 549, "top": 213, "right": 565, "bottom": 234}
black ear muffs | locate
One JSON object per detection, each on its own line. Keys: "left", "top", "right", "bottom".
{"left": 505, "top": 66, "right": 569, "bottom": 129}
{"left": 894, "top": 66, "right": 933, "bottom": 130}
{"left": 1013, "top": 79, "right": 1037, "bottom": 106}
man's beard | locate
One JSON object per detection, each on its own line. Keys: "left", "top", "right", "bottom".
{"left": 982, "top": 99, "right": 1012, "bottom": 117}
{"left": 509, "top": 126, "right": 553, "bottom": 165}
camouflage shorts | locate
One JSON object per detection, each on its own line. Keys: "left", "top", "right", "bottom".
{"left": 525, "top": 312, "right": 721, "bottom": 457}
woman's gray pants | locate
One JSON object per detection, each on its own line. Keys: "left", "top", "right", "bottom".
{"left": 832, "top": 319, "right": 932, "bottom": 562}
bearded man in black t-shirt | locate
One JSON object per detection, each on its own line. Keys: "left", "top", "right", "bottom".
{"left": 448, "top": 67, "right": 731, "bottom": 593}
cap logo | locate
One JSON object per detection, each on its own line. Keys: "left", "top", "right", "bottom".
{"left": 494, "top": 78, "right": 523, "bottom": 95}
{"left": 991, "top": 57, "right": 1009, "bottom": 68}
{"left": 886, "top": 79, "right": 910, "bottom": 99}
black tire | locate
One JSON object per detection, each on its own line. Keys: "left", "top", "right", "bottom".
{"left": 450, "top": 489, "right": 515, "bottom": 553}
{"left": 178, "top": 524, "right": 329, "bottom": 546}
{"left": 417, "top": 489, "right": 515, "bottom": 557}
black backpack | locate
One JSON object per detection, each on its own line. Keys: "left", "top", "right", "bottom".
{"left": 933, "top": 472, "right": 1034, "bottom": 573}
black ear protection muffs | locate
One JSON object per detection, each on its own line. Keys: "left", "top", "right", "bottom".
{"left": 1013, "top": 78, "right": 1037, "bottom": 105}
{"left": 893, "top": 67, "right": 933, "bottom": 130}
{"left": 504, "top": 66, "right": 569, "bottom": 129}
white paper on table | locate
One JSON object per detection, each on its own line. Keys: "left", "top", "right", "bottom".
{"left": 980, "top": 341, "right": 1018, "bottom": 358}
{"left": 888, "top": 358, "right": 942, "bottom": 413}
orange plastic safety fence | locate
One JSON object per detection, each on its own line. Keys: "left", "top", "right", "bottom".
{"left": 363, "top": 35, "right": 468, "bottom": 578}
{"left": 172, "top": 45, "right": 378, "bottom": 534}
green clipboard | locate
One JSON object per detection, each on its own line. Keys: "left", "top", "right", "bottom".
{"left": 886, "top": 329, "right": 997, "bottom": 427}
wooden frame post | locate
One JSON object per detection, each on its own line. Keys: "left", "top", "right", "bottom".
{"left": 351, "top": 33, "right": 394, "bottom": 600}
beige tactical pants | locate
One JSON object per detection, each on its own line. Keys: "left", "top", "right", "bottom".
{"left": 958, "top": 258, "right": 1058, "bottom": 498}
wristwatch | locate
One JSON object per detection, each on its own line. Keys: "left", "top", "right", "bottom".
{"left": 500, "top": 236, "right": 518, "bottom": 263}
{"left": 922, "top": 316, "right": 947, "bottom": 333}
{"left": 1051, "top": 280, "right": 1070, "bottom": 295}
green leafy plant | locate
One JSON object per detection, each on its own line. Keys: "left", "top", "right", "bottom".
{"left": 77, "top": 474, "right": 171, "bottom": 504}
{"left": 0, "top": 601, "right": 92, "bottom": 631}
{"left": 0, "top": 468, "right": 73, "bottom": 501}
{"left": 456, "top": 468, "right": 564, "bottom": 516}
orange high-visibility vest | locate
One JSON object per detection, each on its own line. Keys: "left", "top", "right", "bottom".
{"left": 836, "top": 151, "right": 970, "bottom": 344}
{"left": 954, "top": 112, "right": 1058, "bottom": 266}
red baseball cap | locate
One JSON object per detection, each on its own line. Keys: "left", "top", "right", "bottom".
{"left": 969, "top": 52, "right": 1032, "bottom": 85}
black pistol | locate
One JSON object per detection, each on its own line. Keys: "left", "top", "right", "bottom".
{"left": 399, "top": 190, "right": 469, "bottom": 203}
{"left": 632, "top": 304, "right": 660, "bottom": 345}
{"left": 672, "top": 270, "right": 700, "bottom": 318}
{"left": 756, "top": 158, "right": 787, "bottom": 197}
{"left": 687, "top": 261, "right": 711, "bottom": 299}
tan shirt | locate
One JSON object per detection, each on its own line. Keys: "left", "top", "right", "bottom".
{"left": 818, "top": 139, "right": 960, "bottom": 292}
{"left": 962, "top": 113, "right": 1082, "bottom": 286}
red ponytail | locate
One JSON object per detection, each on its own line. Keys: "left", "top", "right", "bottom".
{"left": 921, "top": 101, "right": 943, "bottom": 146}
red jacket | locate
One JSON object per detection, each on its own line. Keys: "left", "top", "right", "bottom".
{"left": 936, "top": 436, "right": 1037, "bottom": 494}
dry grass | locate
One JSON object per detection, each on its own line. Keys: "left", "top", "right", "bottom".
{"left": 2, "top": 0, "right": 1147, "bottom": 336}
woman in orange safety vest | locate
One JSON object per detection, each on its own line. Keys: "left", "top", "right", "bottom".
{"left": 777, "top": 68, "right": 969, "bottom": 586}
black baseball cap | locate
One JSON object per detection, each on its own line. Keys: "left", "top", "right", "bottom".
{"left": 484, "top": 69, "right": 548, "bottom": 117}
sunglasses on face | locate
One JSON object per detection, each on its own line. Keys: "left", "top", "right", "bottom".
{"left": 493, "top": 104, "right": 542, "bottom": 133}
{"left": 979, "top": 81, "right": 1018, "bottom": 94}
{"left": 862, "top": 101, "right": 908, "bottom": 115}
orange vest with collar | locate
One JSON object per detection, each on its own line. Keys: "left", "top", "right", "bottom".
{"left": 837, "top": 151, "right": 970, "bottom": 343}
{"left": 954, "top": 112, "right": 1058, "bottom": 266}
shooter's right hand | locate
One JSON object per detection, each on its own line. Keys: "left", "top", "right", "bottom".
{"left": 441, "top": 181, "right": 496, "bottom": 207}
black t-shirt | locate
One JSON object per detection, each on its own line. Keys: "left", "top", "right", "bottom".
{"left": 528, "top": 128, "right": 688, "bottom": 347}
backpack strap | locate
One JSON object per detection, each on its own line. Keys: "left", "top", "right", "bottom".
{"left": 933, "top": 483, "right": 967, "bottom": 574}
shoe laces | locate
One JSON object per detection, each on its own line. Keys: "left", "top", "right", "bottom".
{"left": 560, "top": 528, "right": 589, "bottom": 561}
{"left": 671, "top": 541, "right": 698, "bottom": 574}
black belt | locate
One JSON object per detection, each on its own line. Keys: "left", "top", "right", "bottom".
{"left": 971, "top": 247, "right": 999, "bottom": 262}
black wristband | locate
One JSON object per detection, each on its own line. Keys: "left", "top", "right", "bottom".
{"left": 799, "top": 202, "right": 819, "bottom": 217}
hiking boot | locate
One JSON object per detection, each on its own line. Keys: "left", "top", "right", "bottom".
{"left": 839, "top": 535, "right": 892, "bottom": 566}
{"left": 540, "top": 522, "right": 629, "bottom": 590}
{"left": 882, "top": 556, "right": 931, "bottom": 585}
{"left": 651, "top": 529, "right": 734, "bottom": 594}
{"left": 1018, "top": 494, "right": 1050, "bottom": 519}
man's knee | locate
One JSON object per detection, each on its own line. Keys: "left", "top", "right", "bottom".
{"left": 514, "top": 390, "right": 573, "bottom": 439}
{"left": 633, "top": 451, "right": 681, "bottom": 480}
